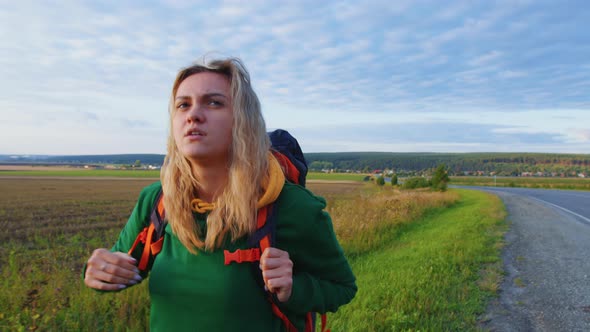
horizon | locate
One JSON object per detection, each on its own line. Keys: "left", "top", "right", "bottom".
{"left": 4, "top": 150, "right": 590, "bottom": 158}
{"left": 1, "top": 1, "right": 589, "bottom": 155}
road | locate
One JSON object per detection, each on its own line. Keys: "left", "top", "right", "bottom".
{"left": 462, "top": 186, "right": 590, "bottom": 226}
{"left": 455, "top": 186, "right": 590, "bottom": 332}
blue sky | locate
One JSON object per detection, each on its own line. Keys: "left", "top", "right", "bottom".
{"left": 1, "top": 0, "right": 589, "bottom": 155}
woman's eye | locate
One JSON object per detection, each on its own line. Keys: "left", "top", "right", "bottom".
{"left": 208, "top": 100, "right": 223, "bottom": 107}
{"left": 177, "top": 102, "right": 189, "bottom": 110}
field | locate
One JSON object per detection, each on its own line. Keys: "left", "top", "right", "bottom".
{"left": 0, "top": 169, "right": 367, "bottom": 182}
{"left": 0, "top": 169, "right": 160, "bottom": 178}
{"left": 0, "top": 177, "right": 505, "bottom": 331}
{"left": 307, "top": 172, "right": 367, "bottom": 182}
{"left": 451, "top": 176, "right": 590, "bottom": 191}
{"left": 3, "top": 167, "right": 590, "bottom": 192}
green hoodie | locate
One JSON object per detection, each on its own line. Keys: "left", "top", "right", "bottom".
{"left": 110, "top": 181, "right": 356, "bottom": 331}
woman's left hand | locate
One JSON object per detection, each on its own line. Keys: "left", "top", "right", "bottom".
{"left": 260, "top": 247, "right": 293, "bottom": 302}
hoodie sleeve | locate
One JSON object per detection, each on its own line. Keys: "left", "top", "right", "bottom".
{"left": 274, "top": 183, "right": 357, "bottom": 314}
{"left": 111, "top": 182, "right": 162, "bottom": 254}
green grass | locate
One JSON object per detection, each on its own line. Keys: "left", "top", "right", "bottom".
{"left": 0, "top": 169, "right": 160, "bottom": 178}
{"left": 329, "top": 189, "right": 507, "bottom": 331}
{"left": 307, "top": 172, "right": 367, "bottom": 181}
{"left": 1, "top": 238, "right": 151, "bottom": 332}
{"left": 451, "top": 176, "right": 590, "bottom": 191}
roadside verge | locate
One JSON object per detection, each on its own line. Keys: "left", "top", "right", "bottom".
{"left": 330, "top": 189, "right": 507, "bottom": 331}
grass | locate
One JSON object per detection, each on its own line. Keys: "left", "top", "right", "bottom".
{"left": 329, "top": 189, "right": 507, "bottom": 331}
{"left": 451, "top": 176, "right": 590, "bottom": 191}
{"left": 0, "top": 179, "right": 506, "bottom": 331}
{"left": 0, "top": 169, "right": 160, "bottom": 178}
{"left": 514, "top": 278, "right": 526, "bottom": 288}
{"left": 306, "top": 172, "right": 367, "bottom": 182}
{"left": 0, "top": 178, "right": 154, "bottom": 331}
{"left": 327, "top": 187, "right": 462, "bottom": 257}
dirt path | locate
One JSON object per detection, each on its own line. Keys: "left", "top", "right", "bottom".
{"left": 479, "top": 190, "right": 590, "bottom": 331}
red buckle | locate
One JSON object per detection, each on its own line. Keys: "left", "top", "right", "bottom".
{"left": 224, "top": 249, "right": 261, "bottom": 265}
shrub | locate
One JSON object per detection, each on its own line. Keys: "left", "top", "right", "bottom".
{"left": 402, "top": 177, "right": 430, "bottom": 189}
{"left": 376, "top": 176, "right": 385, "bottom": 186}
{"left": 431, "top": 164, "right": 450, "bottom": 192}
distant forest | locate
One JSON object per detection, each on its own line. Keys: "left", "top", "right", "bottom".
{"left": 0, "top": 154, "right": 166, "bottom": 166}
{"left": 305, "top": 152, "right": 590, "bottom": 177}
{"left": 2, "top": 152, "right": 589, "bottom": 177}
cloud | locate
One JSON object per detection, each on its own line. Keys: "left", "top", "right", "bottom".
{"left": 434, "top": 1, "right": 471, "bottom": 21}
{"left": 468, "top": 51, "right": 503, "bottom": 66}
{"left": 498, "top": 70, "right": 527, "bottom": 79}
{"left": 218, "top": 5, "right": 250, "bottom": 19}
{"left": 292, "top": 122, "right": 568, "bottom": 152}
{"left": 1, "top": 1, "right": 589, "bottom": 154}
{"left": 566, "top": 129, "right": 590, "bottom": 143}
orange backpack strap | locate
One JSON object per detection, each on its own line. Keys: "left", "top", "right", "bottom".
{"left": 257, "top": 203, "right": 272, "bottom": 252}
{"left": 138, "top": 223, "right": 156, "bottom": 270}
{"left": 223, "top": 205, "right": 271, "bottom": 264}
{"left": 262, "top": 209, "right": 297, "bottom": 331}
{"left": 223, "top": 205, "right": 299, "bottom": 331}
{"left": 128, "top": 189, "right": 166, "bottom": 273}
{"left": 269, "top": 299, "right": 298, "bottom": 332}
{"left": 271, "top": 150, "right": 301, "bottom": 185}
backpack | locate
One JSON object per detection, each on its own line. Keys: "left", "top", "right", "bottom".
{"left": 127, "top": 129, "right": 329, "bottom": 332}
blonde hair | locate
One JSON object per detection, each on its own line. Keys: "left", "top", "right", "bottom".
{"left": 161, "top": 57, "right": 270, "bottom": 253}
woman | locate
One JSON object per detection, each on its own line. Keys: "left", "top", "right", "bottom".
{"left": 84, "top": 57, "right": 356, "bottom": 331}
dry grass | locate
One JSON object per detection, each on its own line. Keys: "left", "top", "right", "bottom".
{"left": 0, "top": 165, "right": 78, "bottom": 171}
{"left": 325, "top": 185, "right": 460, "bottom": 255}
{"left": 477, "top": 261, "right": 504, "bottom": 293}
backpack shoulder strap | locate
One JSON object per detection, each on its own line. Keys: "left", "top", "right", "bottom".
{"left": 128, "top": 188, "right": 166, "bottom": 272}
{"left": 223, "top": 203, "right": 275, "bottom": 265}
{"left": 151, "top": 189, "right": 167, "bottom": 239}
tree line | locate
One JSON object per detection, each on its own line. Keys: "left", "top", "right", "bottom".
{"left": 6, "top": 152, "right": 590, "bottom": 177}
{"left": 306, "top": 152, "right": 590, "bottom": 176}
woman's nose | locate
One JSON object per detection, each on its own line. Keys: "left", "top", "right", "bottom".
{"left": 187, "top": 104, "right": 205, "bottom": 123}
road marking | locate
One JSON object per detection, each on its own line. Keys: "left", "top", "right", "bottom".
{"left": 527, "top": 196, "right": 590, "bottom": 226}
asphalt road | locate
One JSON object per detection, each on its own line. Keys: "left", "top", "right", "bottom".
{"left": 459, "top": 186, "right": 590, "bottom": 226}
{"left": 455, "top": 186, "right": 590, "bottom": 331}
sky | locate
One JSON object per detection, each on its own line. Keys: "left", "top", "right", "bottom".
{"left": 1, "top": 0, "right": 589, "bottom": 155}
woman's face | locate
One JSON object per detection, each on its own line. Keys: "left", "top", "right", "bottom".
{"left": 173, "top": 72, "right": 233, "bottom": 166}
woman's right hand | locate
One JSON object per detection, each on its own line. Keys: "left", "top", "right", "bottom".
{"left": 84, "top": 248, "right": 142, "bottom": 291}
